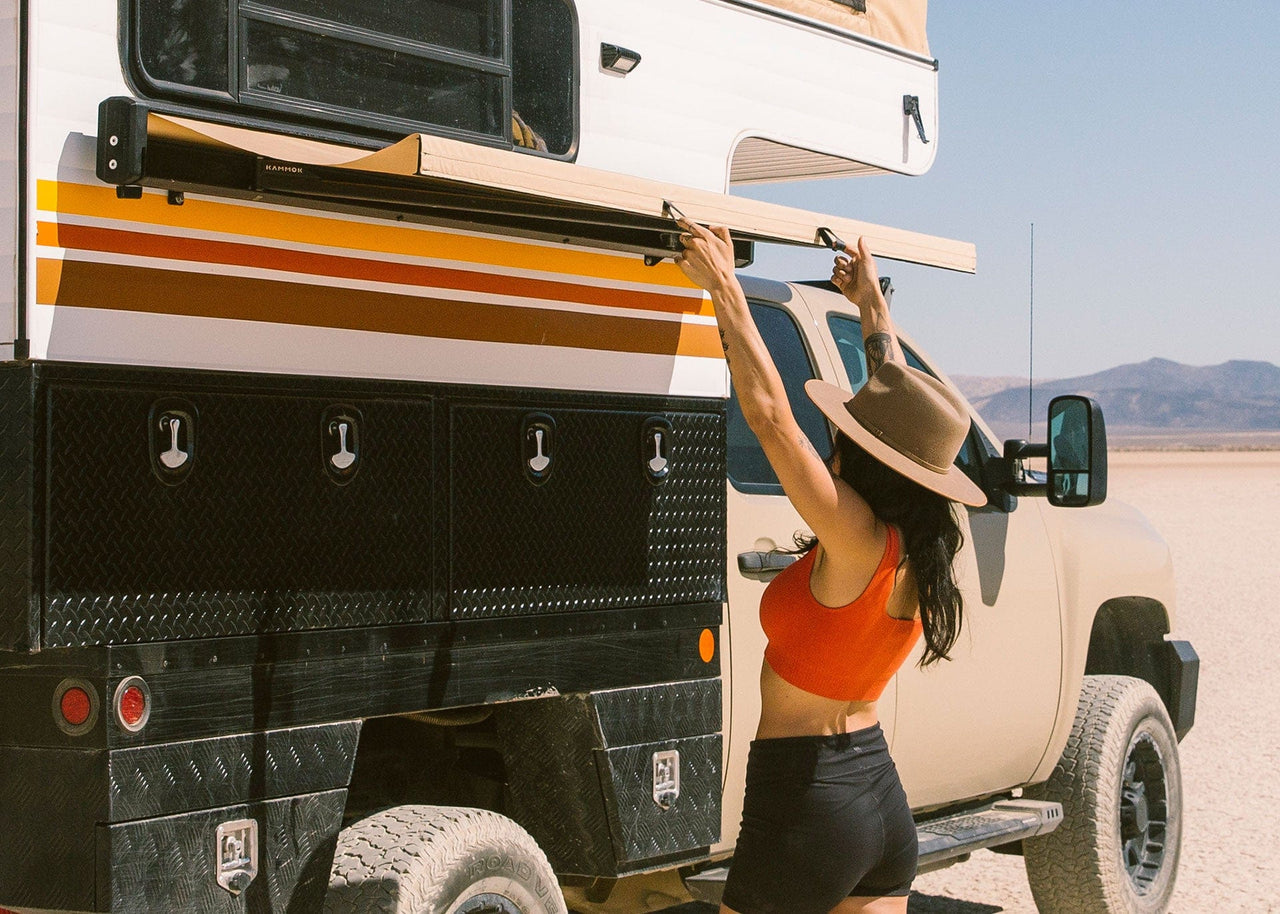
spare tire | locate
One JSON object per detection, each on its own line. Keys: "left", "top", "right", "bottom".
{"left": 325, "top": 805, "right": 567, "bottom": 914}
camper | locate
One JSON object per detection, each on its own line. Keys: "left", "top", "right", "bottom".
{"left": 0, "top": 2, "right": 1196, "bottom": 913}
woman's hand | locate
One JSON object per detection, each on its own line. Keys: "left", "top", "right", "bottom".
{"left": 674, "top": 219, "right": 737, "bottom": 295}
{"left": 833, "top": 237, "right": 903, "bottom": 374}
{"left": 831, "top": 237, "right": 888, "bottom": 313}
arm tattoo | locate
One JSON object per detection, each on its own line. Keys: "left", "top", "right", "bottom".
{"left": 718, "top": 329, "right": 732, "bottom": 369}
{"left": 798, "top": 431, "right": 821, "bottom": 460}
{"left": 864, "top": 331, "right": 898, "bottom": 375}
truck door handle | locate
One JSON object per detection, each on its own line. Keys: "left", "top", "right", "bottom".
{"left": 737, "top": 551, "right": 799, "bottom": 578}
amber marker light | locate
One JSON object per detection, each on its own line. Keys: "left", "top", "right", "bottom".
{"left": 699, "top": 629, "right": 715, "bottom": 663}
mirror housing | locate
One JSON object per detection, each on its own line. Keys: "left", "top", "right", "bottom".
{"left": 993, "top": 396, "right": 1107, "bottom": 508}
{"left": 1046, "top": 395, "right": 1107, "bottom": 507}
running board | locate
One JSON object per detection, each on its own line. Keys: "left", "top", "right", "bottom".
{"left": 682, "top": 799, "right": 1062, "bottom": 904}
{"left": 916, "top": 799, "right": 1062, "bottom": 872}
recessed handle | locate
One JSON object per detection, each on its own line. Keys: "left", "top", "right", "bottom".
{"left": 523, "top": 413, "right": 556, "bottom": 485}
{"left": 322, "top": 406, "right": 362, "bottom": 484}
{"left": 149, "top": 399, "right": 197, "bottom": 485}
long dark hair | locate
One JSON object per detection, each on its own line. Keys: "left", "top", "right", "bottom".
{"left": 798, "top": 433, "right": 965, "bottom": 667}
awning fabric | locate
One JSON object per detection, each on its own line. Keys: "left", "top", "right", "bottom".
{"left": 746, "top": 0, "right": 930, "bottom": 58}
{"left": 112, "top": 105, "right": 974, "bottom": 273}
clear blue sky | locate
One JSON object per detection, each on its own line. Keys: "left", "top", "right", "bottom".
{"left": 739, "top": 2, "right": 1280, "bottom": 379}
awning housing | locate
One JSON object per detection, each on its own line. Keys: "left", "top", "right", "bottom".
{"left": 96, "top": 98, "right": 975, "bottom": 274}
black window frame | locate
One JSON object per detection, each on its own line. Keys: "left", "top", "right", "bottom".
{"left": 727, "top": 300, "right": 833, "bottom": 496}
{"left": 120, "top": 0, "right": 580, "bottom": 159}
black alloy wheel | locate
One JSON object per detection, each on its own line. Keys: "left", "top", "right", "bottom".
{"left": 1119, "top": 732, "right": 1169, "bottom": 895}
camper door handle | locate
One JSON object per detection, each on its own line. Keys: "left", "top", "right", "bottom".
{"left": 737, "top": 551, "right": 799, "bottom": 577}
{"left": 903, "top": 95, "right": 929, "bottom": 144}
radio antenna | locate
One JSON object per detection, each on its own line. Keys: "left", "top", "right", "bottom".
{"left": 1028, "top": 222, "right": 1035, "bottom": 438}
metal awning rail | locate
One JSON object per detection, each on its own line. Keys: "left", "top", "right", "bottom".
{"left": 96, "top": 98, "right": 975, "bottom": 273}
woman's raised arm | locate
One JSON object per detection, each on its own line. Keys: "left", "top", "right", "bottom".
{"left": 831, "top": 237, "right": 904, "bottom": 376}
{"left": 674, "top": 219, "right": 875, "bottom": 546}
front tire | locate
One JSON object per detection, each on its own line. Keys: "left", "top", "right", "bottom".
{"left": 1023, "top": 675, "right": 1182, "bottom": 914}
{"left": 325, "top": 805, "right": 568, "bottom": 914}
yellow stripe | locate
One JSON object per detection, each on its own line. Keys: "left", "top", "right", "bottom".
{"left": 37, "top": 180, "right": 700, "bottom": 290}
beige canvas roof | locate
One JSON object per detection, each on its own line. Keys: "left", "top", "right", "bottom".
{"left": 749, "top": 0, "right": 929, "bottom": 57}
{"left": 147, "top": 113, "right": 973, "bottom": 272}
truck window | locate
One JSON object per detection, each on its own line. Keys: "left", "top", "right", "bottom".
{"left": 728, "top": 302, "right": 832, "bottom": 494}
{"left": 827, "top": 312, "right": 992, "bottom": 483}
{"left": 131, "top": 0, "right": 576, "bottom": 156}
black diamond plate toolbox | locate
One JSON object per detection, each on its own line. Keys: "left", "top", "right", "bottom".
{"left": 450, "top": 404, "right": 725, "bottom": 619}
{"left": 0, "top": 363, "right": 725, "bottom": 650}
{"left": 496, "top": 678, "right": 722, "bottom": 877}
{"left": 0, "top": 721, "right": 358, "bottom": 911}
{"left": 99, "top": 789, "right": 346, "bottom": 913}
{"left": 0, "top": 365, "right": 36, "bottom": 652}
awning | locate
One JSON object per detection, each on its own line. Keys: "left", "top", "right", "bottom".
{"left": 97, "top": 98, "right": 975, "bottom": 274}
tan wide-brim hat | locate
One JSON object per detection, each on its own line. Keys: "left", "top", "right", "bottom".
{"left": 805, "top": 362, "right": 988, "bottom": 508}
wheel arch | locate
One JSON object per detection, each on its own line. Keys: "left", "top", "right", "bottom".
{"left": 1085, "top": 596, "right": 1170, "bottom": 684}
{"left": 1084, "top": 597, "right": 1197, "bottom": 741}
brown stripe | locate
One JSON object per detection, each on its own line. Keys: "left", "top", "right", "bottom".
{"left": 38, "top": 221, "right": 705, "bottom": 317}
{"left": 36, "top": 258, "right": 722, "bottom": 360}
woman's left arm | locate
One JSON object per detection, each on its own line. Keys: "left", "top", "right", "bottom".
{"left": 675, "top": 220, "right": 874, "bottom": 546}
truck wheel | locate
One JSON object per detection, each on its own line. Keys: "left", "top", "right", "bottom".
{"left": 1023, "top": 675, "right": 1182, "bottom": 914}
{"left": 325, "top": 805, "right": 567, "bottom": 914}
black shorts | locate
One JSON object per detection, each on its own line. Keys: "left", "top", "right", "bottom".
{"left": 721, "top": 724, "right": 917, "bottom": 914}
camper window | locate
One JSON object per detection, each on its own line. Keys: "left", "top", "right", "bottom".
{"left": 130, "top": 0, "right": 576, "bottom": 156}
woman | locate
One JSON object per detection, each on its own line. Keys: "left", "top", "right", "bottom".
{"left": 673, "top": 219, "right": 987, "bottom": 914}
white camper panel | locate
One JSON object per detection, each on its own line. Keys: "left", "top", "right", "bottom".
{"left": 26, "top": 2, "right": 732, "bottom": 399}
{"left": 577, "top": 0, "right": 939, "bottom": 189}
{"left": 20, "top": 0, "right": 955, "bottom": 399}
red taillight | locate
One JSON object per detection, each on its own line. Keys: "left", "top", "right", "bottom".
{"left": 114, "top": 676, "right": 151, "bottom": 733}
{"left": 60, "top": 687, "right": 92, "bottom": 726}
{"left": 119, "top": 687, "right": 146, "bottom": 725}
{"left": 53, "top": 678, "right": 98, "bottom": 736}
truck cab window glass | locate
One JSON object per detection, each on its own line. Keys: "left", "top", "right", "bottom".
{"left": 827, "top": 312, "right": 986, "bottom": 481}
{"left": 130, "top": 0, "right": 575, "bottom": 155}
{"left": 728, "top": 302, "right": 831, "bottom": 492}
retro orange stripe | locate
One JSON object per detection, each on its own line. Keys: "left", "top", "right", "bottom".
{"left": 37, "top": 221, "right": 702, "bottom": 317}
{"left": 37, "top": 180, "right": 705, "bottom": 296}
{"left": 36, "top": 258, "right": 723, "bottom": 360}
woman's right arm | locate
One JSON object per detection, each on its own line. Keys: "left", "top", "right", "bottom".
{"left": 831, "top": 238, "right": 904, "bottom": 375}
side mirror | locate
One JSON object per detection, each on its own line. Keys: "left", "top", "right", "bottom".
{"left": 1046, "top": 395, "right": 1107, "bottom": 507}
{"left": 993, "top": 396, "right": 1108, "bottom": 507}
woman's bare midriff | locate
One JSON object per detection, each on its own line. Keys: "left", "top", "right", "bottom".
{"left": 755, "top": 541, "right": 919, "bottom": 740}
{"left": 755, "top": 658, "right": 881, "bottom": 738}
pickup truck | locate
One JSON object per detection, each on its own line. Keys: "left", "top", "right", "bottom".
{"left": 0, "top": 2, "right": 1196, "bottom": 912}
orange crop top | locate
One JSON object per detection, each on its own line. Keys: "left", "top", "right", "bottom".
{"left": 759, "top": 525, "right": 922, "bottom": 702}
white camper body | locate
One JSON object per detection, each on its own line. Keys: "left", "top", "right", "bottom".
{"left": 4, "top": 0, "right": 953, "bottom": 403}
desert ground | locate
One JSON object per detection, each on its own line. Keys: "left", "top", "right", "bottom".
{"left": 907, "top": 450, "right": 1280, "bottom": 913}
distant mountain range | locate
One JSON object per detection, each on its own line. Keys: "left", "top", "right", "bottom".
{"left": 952, "top": 358, "right": 1280, "bottom": 444}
